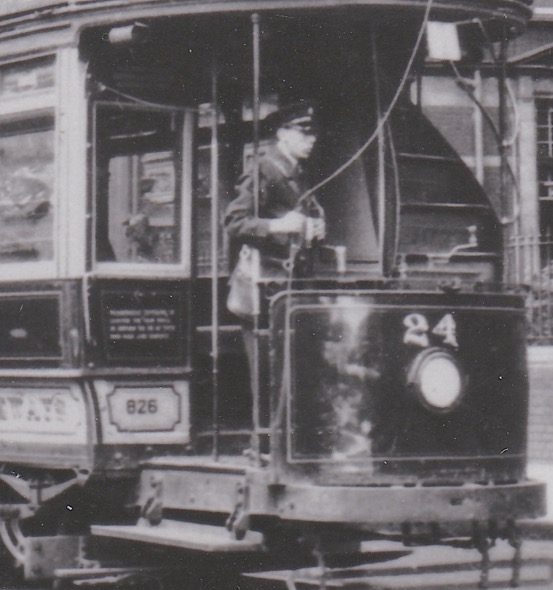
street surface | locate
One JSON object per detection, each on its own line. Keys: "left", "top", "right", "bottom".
{"left": 245, "top": 538, "right": 553, "bottom": 589}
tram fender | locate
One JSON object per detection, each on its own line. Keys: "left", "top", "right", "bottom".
{"left": 247, "top": 478, "right": 547, "bottom": 524}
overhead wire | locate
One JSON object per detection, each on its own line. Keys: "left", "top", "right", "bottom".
{"left": 297, "top": 0, "right": 434, "bottom": 206}
{"left": 98, "top": 0, "right": 434, "bottom": 213}
{"left": 450, "top": 60, "right": 502, "bottom": 144}
{"left": 448, "top": 25, "right": 522, "bottom": 226}
{"left": 386, "top": 121, "right": 402, "bottom": 270}
{"left": 96, "top": 82, "right": 192, "bottom": 111}
{"left": 475, "top": 18, "right": 520, "bottom": 148}
{"left": 475, "top": 18, "right": 522, "bottom": 225}
{"left": 274, "top": 0, "right": 435, "bottom": 450}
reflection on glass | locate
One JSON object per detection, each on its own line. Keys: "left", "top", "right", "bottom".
{"left": 290, "top": 302, "right": 380, "bottom": 461}
{"left": 0, "top": 121, "right": 54, "bottom": 262}
{"left": 107, "top": 152, "right": 179, "bottom": 263}
{"left": 96, "top": 105, "right": 181, "bottom": 265}
{"left": 0, "top": 57, "right": 55, "bottom": 99}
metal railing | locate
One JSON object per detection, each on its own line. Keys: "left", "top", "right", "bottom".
{"left": 506, "top": 234, "right": 553, "bottom": 345}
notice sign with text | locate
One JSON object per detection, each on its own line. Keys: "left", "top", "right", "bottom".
{"left": 99, "top": 285, "right": 187, "bottom": 365}
{"left": 109, "top": 308, "right": 177, "bottom": 342}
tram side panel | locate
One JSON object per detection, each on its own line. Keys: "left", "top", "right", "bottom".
{"left": 0, "top": 278, "right": 193, "bottom": 510}
{"left": 0, "top": 280, "right": 95, "bottom": 474}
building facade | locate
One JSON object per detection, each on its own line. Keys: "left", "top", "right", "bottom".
{"left": 419, "top": 5, "right": 553, "bottom": 463}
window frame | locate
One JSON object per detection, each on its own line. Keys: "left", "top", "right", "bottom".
{"left": 0, "top": 56, "right": 57, "bottom": 280}
{"left": 535, "top": 96, "right": 553, "bottom": 239}
{"left": 92, "top": 100, "right": 193, "bottom": 278}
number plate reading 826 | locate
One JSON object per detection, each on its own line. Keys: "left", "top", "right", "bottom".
{"left": 126, "top": 398, "right": 158, "bottom": 415}
{"left": 107, "top": 387, "right": 181, "bottom": 432}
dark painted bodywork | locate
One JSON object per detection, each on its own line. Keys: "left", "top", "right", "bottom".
{"left": 133, "top": 282, "right": 545, "bottom": 531}
{"left": 0, "top": 0, "right": 542, "bottom": 560}
{"left": 270, "top": 287, "right": 529, "bottom": 486}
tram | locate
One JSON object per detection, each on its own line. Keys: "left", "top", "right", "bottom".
{"left": 0, "top": 0, "right": 543, "bottom": 587}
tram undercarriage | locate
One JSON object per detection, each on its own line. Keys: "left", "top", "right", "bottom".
{"left": 0, "top": 464, "right": 542, "bottom": 589}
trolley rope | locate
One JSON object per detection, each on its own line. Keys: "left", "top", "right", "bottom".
{"left": 295, "top": 0, "right": 434, "bottom": 208}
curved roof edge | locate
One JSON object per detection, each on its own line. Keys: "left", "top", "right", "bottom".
{"left": 0, "top": 0, "right": 533, "bottom": 37}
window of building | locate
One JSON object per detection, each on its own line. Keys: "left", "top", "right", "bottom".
{"left": 536, "top": 97, "right": 553, "bottom": 236}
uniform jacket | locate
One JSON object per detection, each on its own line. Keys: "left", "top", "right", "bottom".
{"left": 224, "top": 144, "right": 313, "bottom": 268}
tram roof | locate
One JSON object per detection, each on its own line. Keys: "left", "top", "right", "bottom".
{"left": 0, "top": 0, "right": 533, "bottom": 37}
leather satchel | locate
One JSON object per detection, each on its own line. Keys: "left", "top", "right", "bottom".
{"left": 227, "top": 244, "right": 261, "bottom": 318}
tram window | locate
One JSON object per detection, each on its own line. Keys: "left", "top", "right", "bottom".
{"left": 94, "top": 103, "right": 183, "bottom": 265}
{"left": 0, "top": 58, "right": 55, "bottom": 99}
{"left": 0, "top": 115, "right": 54, "bottom": 262}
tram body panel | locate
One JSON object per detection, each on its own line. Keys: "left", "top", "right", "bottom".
{"left": 132, "top": 287, "right": 543, "bottom": 531}
{"left": 270, "top": 290, "right": 529, "bottom": 485}
{"left": 0, "top": 381, "right": 92, "bottom": 471}
{"left": 0, "top": 375, "right": 192, "bottom": 474}
{"left": 0, "top": 0, "right": 542, "bottom": 582}
{"left": 0, "top": 277, "right": 193, "bottom": 477}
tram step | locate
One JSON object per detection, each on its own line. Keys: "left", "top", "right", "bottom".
{"left": 91, "top": 520, "right": 264, "bottom": 553}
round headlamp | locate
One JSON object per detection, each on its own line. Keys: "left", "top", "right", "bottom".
{"left": 408, "top": 348, "right": 464, "bottom": 412}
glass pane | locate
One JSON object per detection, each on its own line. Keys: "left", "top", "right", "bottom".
{"left": 0, "top": 57, "right": 55, "bottom": 99}
{"left": 290, "top": 305, "right": 379, "bottom": 461}
{"left": 96, "top": 105, "right": 181, "bottom": 264}
{"left": 0, "top": 118, "right": 54, "bottom": 262}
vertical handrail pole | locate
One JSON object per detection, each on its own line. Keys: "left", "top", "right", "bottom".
{"left": 210, "top": 50, "right": 221, "bottom": 460}
{"left": 251, "top": 12, "right": 262, "bottom": 458}
{"left": 252, "top": 13, "right": 261, "bottom": 218}
{"left": 372, "top": 23, "right": 386, "bottom": 276}
{"left": 547, "top": 230, "right": 552, "bottom": 340}
{"left": 513, "top": 233, "right": 520, "bottom": 283}
{"left": 498, "top": 28, "right": 509, "bottom": 280}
